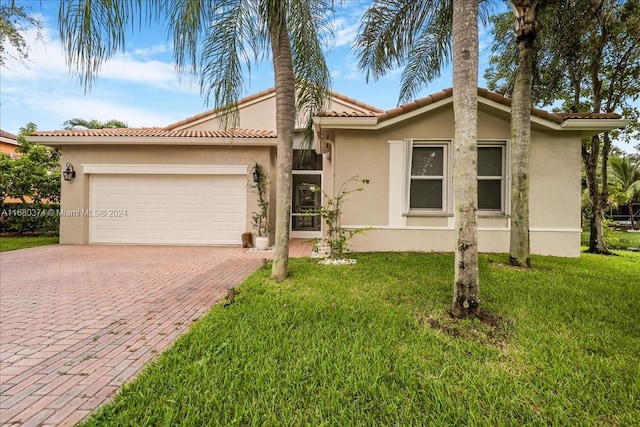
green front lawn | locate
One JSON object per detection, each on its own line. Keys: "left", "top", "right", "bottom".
{"left": 83, "top": 252, "right": 640, "bottom": 426}
{"left": 581, "top": 227, "right": 640, "bottom": 250}
{"left": 0, "top": 235, "right": 58, "bottom": 252}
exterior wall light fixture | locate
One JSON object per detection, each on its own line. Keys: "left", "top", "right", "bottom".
{"left": 63, "top": 163, "right": 76, "bottom": 181}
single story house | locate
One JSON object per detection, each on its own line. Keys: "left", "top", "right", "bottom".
{"left": 30, "top": 88, "right": 628, "bottom": 256}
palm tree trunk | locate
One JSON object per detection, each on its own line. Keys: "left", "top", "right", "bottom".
{"left": 451, "top": 0, "right": 480, "bottom": 319}
{"left": 628, "top": 201, "right": 636, "bottom": 229}
{"left": 269, "top": 13, "right": 296, "bottom": 281}
{"left": 509, "top": 1, "right": 537, "bottom": 268}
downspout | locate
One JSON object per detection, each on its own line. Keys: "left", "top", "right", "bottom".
{"left": 313, "top": 123, "right": 335, "bottom": 238}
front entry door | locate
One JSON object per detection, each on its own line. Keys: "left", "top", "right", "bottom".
{"left": 291, "top": 150, "right": 322, "bottom": 238}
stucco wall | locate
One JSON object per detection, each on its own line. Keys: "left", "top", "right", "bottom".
{"left": 0, "top": 141, "right": 19, "bottom": 156}
{"left": 58, "top": 144, "right": 274, "bottom": 244}
{"left": 184, "top": 99, "right": 279, "bottom": 132}
{"left": 181, "top": 94, "right": 380, "bottom": 132}
{"left": 330, "top": 105, "right": 583, "bottom": 257}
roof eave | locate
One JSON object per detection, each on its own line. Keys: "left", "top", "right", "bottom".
{"left": 28, "top": 136, "right": 277, "bottom": 147}
{"left": 0, "top": 138, "right": 19, "bottom": 145}
{"left": 560, "top": 119, "right": 632, "bottom": 136}
{"left": 312, "top": 116, "right": 379, "bottom": 129}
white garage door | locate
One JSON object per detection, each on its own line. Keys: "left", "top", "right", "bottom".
{"left": 90, "top": 174, "right": 246, "bottom": 245}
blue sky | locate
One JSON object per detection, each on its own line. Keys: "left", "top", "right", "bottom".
{"left": 1, "top": 0, "right": 506, "bottom": 136}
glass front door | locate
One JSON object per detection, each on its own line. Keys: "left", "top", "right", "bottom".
{"left": 291, "top": 150, "right": 322, "bottom": 238}
{"left": 292, "top": 174, "right": 321, "bottom": 233}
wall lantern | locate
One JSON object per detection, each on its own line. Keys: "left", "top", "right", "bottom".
{"left": 63, "top": 163, "right": 76, "bottom": 181}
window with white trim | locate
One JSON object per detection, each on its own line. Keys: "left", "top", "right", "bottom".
{"left": 405, "top": 140, "right": 507, "bottom": 215}
{"left": 408, "top": 141, "right": 449, "bottom": 213}
{"left": 477, "top": 143, "right": 506, "bottom": 213}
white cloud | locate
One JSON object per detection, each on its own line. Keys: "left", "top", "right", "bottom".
{"left": 50, "top": 98, "right": 176, "bottom": 128}
{"left": 330, "top": 17, "right": 361, "bottom": 49}
{"left": 132, "top": 43, "right": 170, "bottom": 58}
{"left": 0, "top": 18, "right": 207, "bottom": 134}
{"left": 99, "top": 53, "right": 197, "bottom": 92}
{"left": 1, "top": 25, "right": 69, "bottom": 81}
{"left": 1, "top": 21, "right": 195, "bottom": 94}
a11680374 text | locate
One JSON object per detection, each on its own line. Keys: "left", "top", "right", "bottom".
{"left": 1, "top": 209, "right": 128, "bottom": 218}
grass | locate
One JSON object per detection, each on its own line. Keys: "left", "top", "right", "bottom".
{"left": 0, "top": 235, "right": 58, "bottom": 252}
{"left": 581, "top": 227, "right": 640, "bottom": 250}
{"left": 82, "top": 251, "right": 640, "bottom": 426}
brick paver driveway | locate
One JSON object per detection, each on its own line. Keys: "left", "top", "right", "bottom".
{"left": 0, "top": 242, "right": 312, "bottom": 426}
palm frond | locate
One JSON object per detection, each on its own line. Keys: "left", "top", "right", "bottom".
{"left": 610, "top": 156, "right": 640, "bottom": 190}
{"left": 165, "top": 0, "right": 214, "bottom": 77}
{"left": 355, "top": 0, "right": 440, "bottom": 82}
{"left": 58, "top": 0, "right": 157, "bottom": 90}
{"left": 199, "top": 0, "right": 262, "bottom": 128}
{"left": 288, "top": 0, "right": 333, "bottom": 145}
{"left": 398, "top": 5, "right": 452, "bottom": 104}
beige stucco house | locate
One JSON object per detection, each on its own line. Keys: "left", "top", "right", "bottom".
{"left": 29, "top": 89, "right": 380, "bottom": 246}
{"left": 30, "top": 88, "right": 628, "bottom": 256}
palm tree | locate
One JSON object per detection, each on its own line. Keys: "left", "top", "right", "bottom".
{"left": 58, "top": 0, "right": 333, "bottom": 280}
{"left": 451, "top": 0, "right": 480, "bottom": 318}
{"left": 355, "top": 0, "right": 482, "bottom": 318}
{"left": 63, "top": 118, "right": 128, "bottom": 129}
{"left": 508, "top": 0, "right": 539, "bottom": 268}
{"left": 609, "top": 155, "right": 640, "bottom": 229}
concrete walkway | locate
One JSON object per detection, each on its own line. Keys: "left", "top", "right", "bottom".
{"left": 0, "top": 241, "right": 313, "bottom": 426}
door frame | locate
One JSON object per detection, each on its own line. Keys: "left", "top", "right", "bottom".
{"left": 290, "top": 170, "right": 323, "bottom": 239}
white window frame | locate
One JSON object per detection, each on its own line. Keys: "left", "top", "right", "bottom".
{"left": 477, "top": 140, "right": 509, "bottom": 215}
{"left": 405, "top": 140, "right": 453, "bottom": 215}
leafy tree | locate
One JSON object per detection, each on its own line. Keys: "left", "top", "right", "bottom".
{"left": 0, "top": 123, "right": 60, "bottom": 204}
{"left": 0, "top": 123, "right": 61, "bottom": 233}
{"left": 0, "top": 1, "right": 42, "bottom": 67}
{"left": 58, "top": 0, "right": 333, "bottom": 280}
{"left": 63, "top": 118, "right": 128, "bottom": 129}
{"left": 609, "top": 155, "right": 640, "bottom": 229}
{"left": 355, "top": 0, "right": 483, "bottom": 318}
{"left": 486, "top": 0, "right": 640, "bottom": 254}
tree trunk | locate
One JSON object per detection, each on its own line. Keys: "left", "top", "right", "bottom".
{"left": 628, "top": 201, "right": 636, "bottom": 229}
{"left": 589, "top": 205, "right": 608, "bottom": 253}
{"left": 509, "top": 0, "right": 537, "bottom": 268}
{"left": 509, "top": 10, "right": 535, "bottom": 268}
{"left": 584, "top": 134, "right": 610, "bottom": 254}
{"left": 451, "top": 0, "right": 480, "bottom": 319}
{"left": 584, "top": 5, "right": 611, "bottom": 255}
{"left": 269, "top": 13, "right": 296, "bottom": 281}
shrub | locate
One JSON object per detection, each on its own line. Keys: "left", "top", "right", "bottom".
{"left": 310, "top": 176, "right": 369, "bottom": 259}
{"left": 0, "top": 202, "right": 60, "bottom": 235}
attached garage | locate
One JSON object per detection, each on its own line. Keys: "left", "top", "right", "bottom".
{"left": 87, "top": 165, "right": 248, "bottom": 245}
{"left": 28, "top": 126, "right": 277, "bottom": 246}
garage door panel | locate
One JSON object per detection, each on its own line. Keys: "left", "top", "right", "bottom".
{"left": 91, "top": 173, "right": 247, "bottom": 245}
{"left": 208, "top": 214, "right": 243, "bottom": 224}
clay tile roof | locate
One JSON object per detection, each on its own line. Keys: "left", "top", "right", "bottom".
{"left": 319, "top": 87, "right": 624, "bottom": 124}
{"left": 0, "top": 129, "right": 18, "bottom": 141}
{"left": 320, "top": 111, "right": 378, "bottom": 118}
{"left": 31, "top": 128, "right": 276, "bottom": 138}
{"left": 329, "top": 90, "right": 384, "bottom": 113}
{"left": 557, "top": 112, "right": 622, "bottom": 119}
